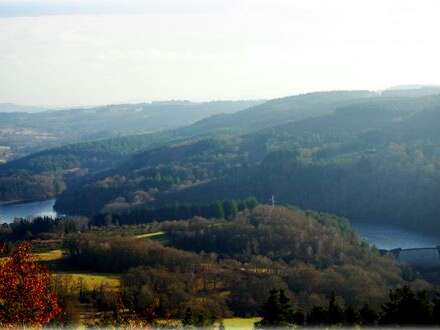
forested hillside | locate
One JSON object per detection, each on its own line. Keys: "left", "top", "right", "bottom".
{"left": 53, "top": 94, "right": 440, "bottom": 234}
{"left": 0, "top": 91, "right": 379, "bottom": 202}
{"left": 0, "top": 91, "right": 377, "bottom": 172}
{"left": 175, "top": 90, "right": 376, "bottom": 137}
{"left": 2, "top": 90, "right": 440, "bottom": 235}
{"left": 0, "top": 100, "right": 260, "bottom": 161}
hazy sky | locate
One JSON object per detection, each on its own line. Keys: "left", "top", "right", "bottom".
{"left": 0, "top": 0, "right": 439, "bottom": 106}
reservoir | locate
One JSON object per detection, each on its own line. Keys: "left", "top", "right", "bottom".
{"left": 352, "top": 222, "right": 440, "bottom": 250}
{"left": 0, "top": 198, "right": 57, "bottom": 223}
{"left": 0, "top": 199, "right": 439, "bottom": 251}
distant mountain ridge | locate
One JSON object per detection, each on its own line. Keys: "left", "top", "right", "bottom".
{"left": 0, "top": 100, "right": 262, "bottom": 160}
{"left": 0, "top": 90, "right": 379, "bottom": 175}
{"left": 381, "top": 85, "right": 440, "bottom": 98}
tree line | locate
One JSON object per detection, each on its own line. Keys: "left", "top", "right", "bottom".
{"left": 1, "top": 216, "right": 88, "bottom": 240}
{"left": 257, "top": 286, "right": 440, "bottom": 327}
{"left": 91, "top": 197, "right": 258, "bottom": 226}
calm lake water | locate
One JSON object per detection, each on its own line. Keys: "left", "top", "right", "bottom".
{"left": 0, "top": 199, "right": 438, "bottom": 250}
{"left": 0, "top": 199, "right": 57, "bottom": 223}
{"left": 352, "top": 222, "right": 440, "bottom": 250}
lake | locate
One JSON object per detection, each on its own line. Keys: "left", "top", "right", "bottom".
{"left": 0, "top": 199, "right": 57, "bottom": 223}
{"left": 0, "top": 199, "right": 439, "bottom": 250}
{"left": 352, "top": 222, "right": 440, "bottom": 250}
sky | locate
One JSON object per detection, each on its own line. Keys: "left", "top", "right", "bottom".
{"left": 0, "top": 0, "right": 439, "bottom": 106}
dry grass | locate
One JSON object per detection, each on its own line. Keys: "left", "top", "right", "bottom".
{"left": 34, "top": 249, "right": 64, "bottom": 261}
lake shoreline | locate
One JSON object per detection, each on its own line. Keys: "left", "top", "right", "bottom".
{"left": 351, "top": 221, "right": 440, "bottom": 250}
{"left": 0, "top": 198, "right": 57, "bottom": 206}
{"left": 0, "top": 198, "right": 58, "bottom": 223}
{"left": 2, "top": 198, "right": 440, "bottom": 250}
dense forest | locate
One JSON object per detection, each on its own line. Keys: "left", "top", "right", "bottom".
{"left": 2, "top": 89, "right": 440, "bottom": 233}
{"left": 35, "top": 92, "right": 440, "bottom": 234}
{"left": 0, "top": 100, "right": 260, "bottom": 161}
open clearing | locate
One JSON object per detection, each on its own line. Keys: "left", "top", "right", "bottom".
{"left": 135, "top": 231, "right": 166, "bottom": 239}
{"left": 135, "top": 230, "right": 168, "bottom": 244}
{"left": 216, "top": 318, "right": 261, "bottom": 329}
{"left": 54, "top": 272, "right": 121, "bottom": 291}
{"left": 35, "top": 249, "right": 64, "bottom": 261}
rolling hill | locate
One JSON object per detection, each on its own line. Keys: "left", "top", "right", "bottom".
{"left": 3, "top": 89, "right": 440, "bottom": 235}
{"left": 0, "top": 100, "right": 261, "bottom": 160}
{"left": 52, "top": 94, "right": 440, "bottom": 234}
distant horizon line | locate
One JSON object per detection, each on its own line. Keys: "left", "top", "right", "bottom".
{"left": 1, "top": 84, "right": 439, "bottom": 110}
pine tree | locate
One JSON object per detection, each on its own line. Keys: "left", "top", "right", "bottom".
{"left": 259, "top": 289, "right": 282, "bottom": 326}
{"left": 381, "top": 286, "right": 432, "bottom": 325}
{"left": 359, "top": 304, "right": 378, "bottom": 326}
{"left": 327, "top": 292, "right": 344, "bottom": 324}
{"left": 257, "top": 289, "right": 298, "bottom": 327}
{"left": 244, "top": 196, "right": 258, "bottom": 209}
{"left": 344, "top": 305, "right": 359, "bottom": 325}
{"left": 307, "top": 306, "right": 327, "bottom": 325}
{"left": 212, "top": 201, "right": 225, "bottom": 218}
{"left": 222, "top": 200, "right": 238, "bottom": 219}
{"left": 279, "top": 289, "right": 295, "bottom": 323}
{"left": 182, "top": 307, "right": 193, "bottom": 327}
{"left": 432, "top": 293, "right": 440, "bottom": 325}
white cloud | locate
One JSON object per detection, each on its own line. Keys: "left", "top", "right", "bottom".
{"left": 0, "top": 0, "right": 439, "bottom": 106}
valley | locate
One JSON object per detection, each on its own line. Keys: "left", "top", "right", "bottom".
{"left": 2, "top": 87, "right": 440, "bottom": 327}
{"left": 2, "top": 89, "right": 440, "bottom": 237}
{"left": 2, "top": 1, "right": 440, "bottom": 326}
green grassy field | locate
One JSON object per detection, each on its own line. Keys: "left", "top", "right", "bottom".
{"left": 53, "top": 272, "right": 121, "bottom": 291}
{"left": 81, "top": 225, "right": 159, "bottom": 239}
{"left": 216, "top": 317, "right": 261, "bottom": 329}
{"left": 135, "top": 230, "right": 166, "bottom": 239}
{"left": 153, "top": 317, "right": 260, "bottom": 329}
{"left": 135, "top": 230, "right": 169, "bottom": 244}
